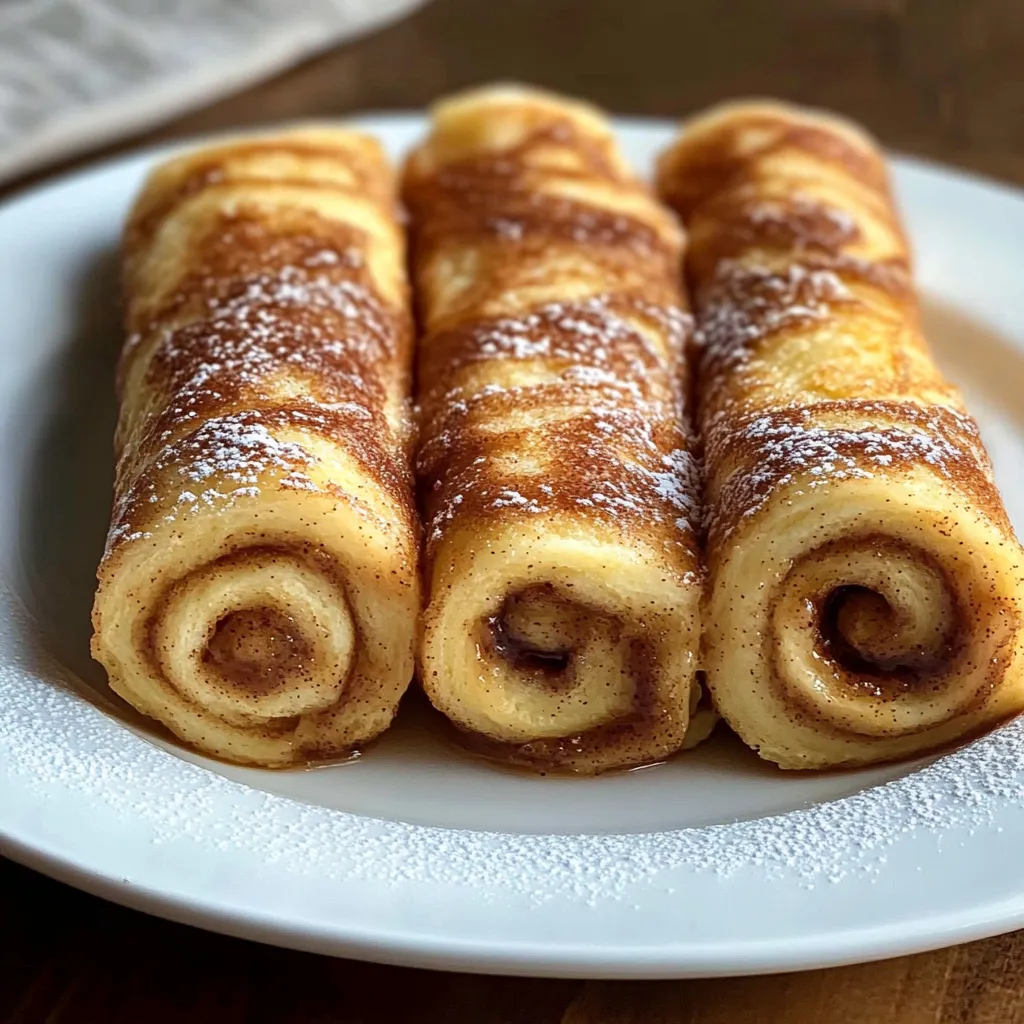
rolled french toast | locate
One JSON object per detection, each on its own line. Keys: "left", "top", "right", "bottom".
{"left": 91, "top": 128, "right": 419, "bottom": 766}
{"left": 403, "top": 86, "right": 705, "bottom": 773}
{"left": 657, "top": 100, "right": 1024, "bottom": 769}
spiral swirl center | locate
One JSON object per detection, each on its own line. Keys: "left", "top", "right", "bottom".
{"left": 204, "top": 608, "right": 312, "bottom": 694}
{"left": 490, "top": 585, "right": 575, "bottom": 679}
{"left": 468, "top": 582, "right": 638, "bottom": 739}
{"left": 820, "top": 578, "right": 957, "bottom": 690}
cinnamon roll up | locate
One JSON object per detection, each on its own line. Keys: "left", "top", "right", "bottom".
{"left": 403, "top": 86, "right": 704, "bottom": 772}
{"left": 91, "top": 128, "right": 419, "bottom": 766}
{"left": 657, "top": 101, "right": 1024, "bottom": 768}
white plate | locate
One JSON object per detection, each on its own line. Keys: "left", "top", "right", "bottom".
{"left": 2, "top": 114, "right": 1024, "bottom": 980}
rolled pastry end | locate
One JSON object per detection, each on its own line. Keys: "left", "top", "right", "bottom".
{"left": 93, "top": 478, "right": 417, "bottom": 766}
{"left": 422, "top": 518, "right": 699, "bottom": 771}
{"left": 707, "top": 465, "right": 1024, "bottom": 769}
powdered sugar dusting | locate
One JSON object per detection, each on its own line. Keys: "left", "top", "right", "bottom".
{"left": 418, "top": 295, "right": 701, "bottom": 552}
{"left": 104, "top": 410, "right": 323, "bottom": 557}
{"left": 745, "top": 195, "right": 859, "bottom": 242}
{"left": 421, "top": 389, "right": 701, "bottom": 549}
{"left": 698, "top": 260, "right": 854, "bottom": 377}
{"left": 106, "top": 219, "right": 411, "bottom": 558}
{"left": 209, "top": 264, "right": 379, "bottom": 325}
{"left": 707, "top": 402, "right": 986, "bottom": 542}
{"left": 162, "top": 413, "right": 316, "bottom": 486}
{"left": 424, "top": 295, "right": 690, "bottom": 387}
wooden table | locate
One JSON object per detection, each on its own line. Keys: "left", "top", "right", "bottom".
{"left": 4, "top": 1, "right": 1024, "bottom": 1020}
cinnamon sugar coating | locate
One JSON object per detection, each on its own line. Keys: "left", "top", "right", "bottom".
{"left": 91, "top": 128, "right": 419, "bottom": 766}
{"left": 404, "top": 86, "right": 705, "bottom": 773}
{"left": 657, "top": 100, "right": 1024, "bottom": 768}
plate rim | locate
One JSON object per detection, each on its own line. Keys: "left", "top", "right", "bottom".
{"left": 4, "top": 828, "right": 1024, "bottom": 979}
{"left": 3, "top": 112, "right": 1024, "bottom": 979}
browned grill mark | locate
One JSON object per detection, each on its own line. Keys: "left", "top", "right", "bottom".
{"left": 417, "top": 398, "right": 695, "bottom": 560}
{"left": 657, "top": 114, "right": 891, "bottom": 221}
{"left": 123, "top": 208, "right": 398, "bottom": 342}
{"left": 109, "top": 404, "right": 415, "bottom": 557}
{"left": 405, "top": 118, "right": 683, "bottom": 301}
{"left": 422, "top": 118, "right": 636, "bottom": 194}
{"left": 695, "top": 193, "right": 864, "bottom": 254}
{"left": 126, "top": 138, "right": 392, "bottom": 248}
{"left": 417, "top": 294, "right": 687, "bottom": 406}
{"left": 412, "top": 183, "right": 679, "bottom": 274}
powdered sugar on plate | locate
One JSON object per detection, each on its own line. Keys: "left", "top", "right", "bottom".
{"left": 3, "top": 580, "right": 1023, "bottom": 906}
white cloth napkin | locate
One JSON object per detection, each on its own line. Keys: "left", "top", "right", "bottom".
{"left": 0, "top": 0, "right": 427, "bottom": 186}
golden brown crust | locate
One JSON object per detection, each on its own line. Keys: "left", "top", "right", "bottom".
{"left": 657, "top": 100, "right": 1024, "bottom": 769}
{"left": 404, "top": 86, "right": 704, "bottom": 773}
{"left": 91, "top": 127, "right": 419, "bottom": 767}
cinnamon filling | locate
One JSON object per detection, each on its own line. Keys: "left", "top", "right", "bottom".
{"left": 204, "top": 607, "right": 313, "bottom": 693}
{"left": 488, "top": 585, "right": 579, "bottom": 678}
{"left": 819, "top": 585, "right": 955, "bottom": 688}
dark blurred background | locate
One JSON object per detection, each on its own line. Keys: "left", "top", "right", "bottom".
{"left": 7, "top": 0, "right": 1024, "bottom": 195}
